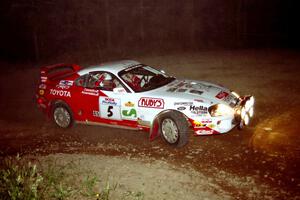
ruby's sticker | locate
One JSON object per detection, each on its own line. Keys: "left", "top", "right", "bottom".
{"left": 138, "top": 97, "right": 164, "bottom": 109}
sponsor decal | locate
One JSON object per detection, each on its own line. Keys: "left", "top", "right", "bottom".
{"left": 39, "top": 89, "right": 45, "bottom": 96}
{"left": 167, "top": 82, "right": 177, "bottom": 87}
{"left": 188, "top": 82, "right": 220, "bottom": 92}
{"left": 59, "top": 80, "right": 73, "bottom": 86}
{"left": 201, "top": 119, "right": 212, "bottom": 123}
{"left": 138, "top": 97, "right": 164, "bottom": 109}
{"left": 56, "top": 84, "right": 70, "bottom": 89}
{"left": 185, "top": 84, "right": 192, "bottom": 88}
{"left": 190, "top": 105, "right": 208, "bottom": 115}
{"left": 82, "top": 88, "right": 99, "bottom": 96}
{"left": 177, "top": 106, "right": 186, "bottom": 111}
{"left": 177, "top": 88, "right": 187, "bottom": 92}
{"left": 174, "top": 102, "right": 193, "bottom": 106}
{"left": 193, "top": 120, "right": 214, "bottom": 128}
{"left": 101, "top": 97, "right": 120, "bottom": 106}
{"left": 93, "top": 110, "right": 101, "bottom": 117}
{"left": 56, "top": 80, "right": 74, "bottom": 89}
{"left": 50, "top": 89, "right": 71, "bottom": 97}
{"left": 194, "top": 121, "right": 205, "bottom": 128}
{"left": 99, "top": 97, "right": 121, "bottom": 120}
{"left": 167, "top": 87, "right": 177, "bottom": 92}
{"left": 122, "top": 108, "right": 137, "bottom": 118}
{"left": 189, "top": 90, "right": 203, "bottom": 95}
{"left": 194, "top": 99, "right": 204, "bottom": 103}
{"left": 216, "top": 91, "right": 229, "bottom": 99}
{"left": 125, "top": 101, "right": 135, "bottom": 107}
{"left": 196, "top": 130, "right": 214, "bottom": 135}
{"left": 207, "top": 124, "right": 215, "bottom": 129}
{"left": 176, "top": 82, "right": 185, "bottom": 87}
{"left": 114, "top": 88, "right": 126, "bottom": 93}
{"left": 224, "top": 94, "right": 236, "bottom": 103}
{"left": 41, "top": 76, "right": 47, "bottom": 82}
{"left": 39, "top": 84, "right": 47, "bottom": 89}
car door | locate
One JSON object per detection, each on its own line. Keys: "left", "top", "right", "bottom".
{"left": 97, "top": 73, "right": 139, "bottom": 128}
{"left": 100, "top": 91, "right": 139, "bottom": 128}
{"left": 81, "top": 71, "right": 139, "bottom": 128}
{"left": 72, "top": 73, "right": 103, "bottom": 122}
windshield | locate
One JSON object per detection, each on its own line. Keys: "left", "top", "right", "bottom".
{"left": 118, "top": 64, "right": 176, "bottom": 92}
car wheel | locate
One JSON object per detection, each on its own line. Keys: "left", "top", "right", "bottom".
{"left": 52, "top": 103, "right": 73, "bottom": 128}
{"left": 159, "top": 111, "right": 190, "bottom": 147}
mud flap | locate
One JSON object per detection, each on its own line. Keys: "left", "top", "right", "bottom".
{"left": 149, "top": 118, "right": 160, "bottom": 141}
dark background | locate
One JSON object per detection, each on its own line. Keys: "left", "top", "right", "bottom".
{"left": 0, "top": 0, "right": 299, "bottom": 63}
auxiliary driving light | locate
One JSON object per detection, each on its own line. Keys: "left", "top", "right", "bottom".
{"left": 249, "top": 106, "right": 254, "bottom": 117}
{"left": 249, "top": 96, "right": 255, "bottom": 106}
{"left": 244, "top": 114, "right": 250, "bottom": 125}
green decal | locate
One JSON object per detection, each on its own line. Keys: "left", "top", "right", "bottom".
{"left": 122, "top": 108, "right": 137, "bottom": 117}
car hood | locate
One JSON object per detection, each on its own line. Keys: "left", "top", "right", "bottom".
{"left": 148, "top": 79, "right": 238, "bottom": 107}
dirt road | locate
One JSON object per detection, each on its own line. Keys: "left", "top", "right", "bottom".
{"left": 1, "top": 49, "right": 299, "bottom": 199}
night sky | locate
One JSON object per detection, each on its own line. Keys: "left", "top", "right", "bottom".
{"left": 0, "top": 0, "right": 299, "bottom": 62}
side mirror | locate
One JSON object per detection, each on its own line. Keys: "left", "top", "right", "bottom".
{"left": 113, "top": 87, "right": 127, "bottom": 94}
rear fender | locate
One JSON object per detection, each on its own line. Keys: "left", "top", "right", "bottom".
{"left": 48, "top": 99, "right": 72, "bottom": 118}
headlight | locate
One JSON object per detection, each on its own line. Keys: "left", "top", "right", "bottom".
{"left": 209, "top": 104, "right": 234, "bottom": 117}
{"left": 244, "top": 113, "right": 250, "bottom": 125}
{"left": 245, "top": 100, "right": 251, "bottom": 110}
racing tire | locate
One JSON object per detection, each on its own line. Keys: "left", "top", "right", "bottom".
{"left": 158, "top": 111, "right": 190, "bottom": 147}
{"left": 52, "top": 103, "right": 73, "bottom": 128}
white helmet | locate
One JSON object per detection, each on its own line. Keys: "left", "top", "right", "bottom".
{"left": 103, "top": 73, "right": 112, "bottom": 81}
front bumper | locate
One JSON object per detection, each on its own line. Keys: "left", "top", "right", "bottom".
{"left": 190, "top": 95, "right": 255, "bottom": 136}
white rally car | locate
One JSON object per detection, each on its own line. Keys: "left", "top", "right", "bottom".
{"left": 36, "top": 60, "right": 255, "bottom": 147}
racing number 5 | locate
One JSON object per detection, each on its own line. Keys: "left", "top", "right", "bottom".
{"left": 107, "top": 106, "right": 113, "bottom": 117}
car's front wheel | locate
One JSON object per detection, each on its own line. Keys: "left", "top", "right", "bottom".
{"left": 159, "top": 111, "right": 190, "bottom": 147}
{"left": 52, "top": 103, "right": 73, "bottom": 128}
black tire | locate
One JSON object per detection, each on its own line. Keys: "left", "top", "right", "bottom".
{"left": 158, "top": 111, "right": 190, "bottom": 147}
{"left": 52, "top": 103, "right": 73, "bottom": 128}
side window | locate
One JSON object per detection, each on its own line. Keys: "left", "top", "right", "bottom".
{"left": 86, "top": 72, "right": 126, "bottom": 92}
{"left": 75, "top": 74, "right": 88, "bottom": 87}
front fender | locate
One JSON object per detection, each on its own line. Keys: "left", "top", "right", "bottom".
{"left": 149, "top": 109, "right": 190, "bottom": 141}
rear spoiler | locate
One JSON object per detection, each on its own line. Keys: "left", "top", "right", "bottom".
{"left": 40, "top": 63, "right": 81, "bottom": 82}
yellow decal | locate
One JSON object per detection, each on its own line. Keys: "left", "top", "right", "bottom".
{"left": 39, "top": 90, "right": 44, "bottom": 95}
{"left": 125, "top": 101, "right": 135, "bottom": 107}
{"left": 207, "top": 124, "right": 215, "bottom": 129}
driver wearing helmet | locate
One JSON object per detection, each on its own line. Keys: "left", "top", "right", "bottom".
{"left": 95, "top": 73, "right": 115, "bottom": 90}
{"left": 123, "top": 73, "right": 141, "bottom": 91}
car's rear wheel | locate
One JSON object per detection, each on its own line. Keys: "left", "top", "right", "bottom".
{"left": 159, "top": 111, "right": 189, "bottom": 147}
{"left": 52, "top": 103, "right": 73, "bottom": 128}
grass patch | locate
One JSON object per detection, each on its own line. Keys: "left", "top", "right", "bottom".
{"left": 0, "top": 154, "right": 43, "bottom": 200}
{"left": 0, "top": 154, "right": 143, "bottom": 200}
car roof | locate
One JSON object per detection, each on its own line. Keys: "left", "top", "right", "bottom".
{"left": 77, "top": 60, "right": 141, "bottom": 76}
